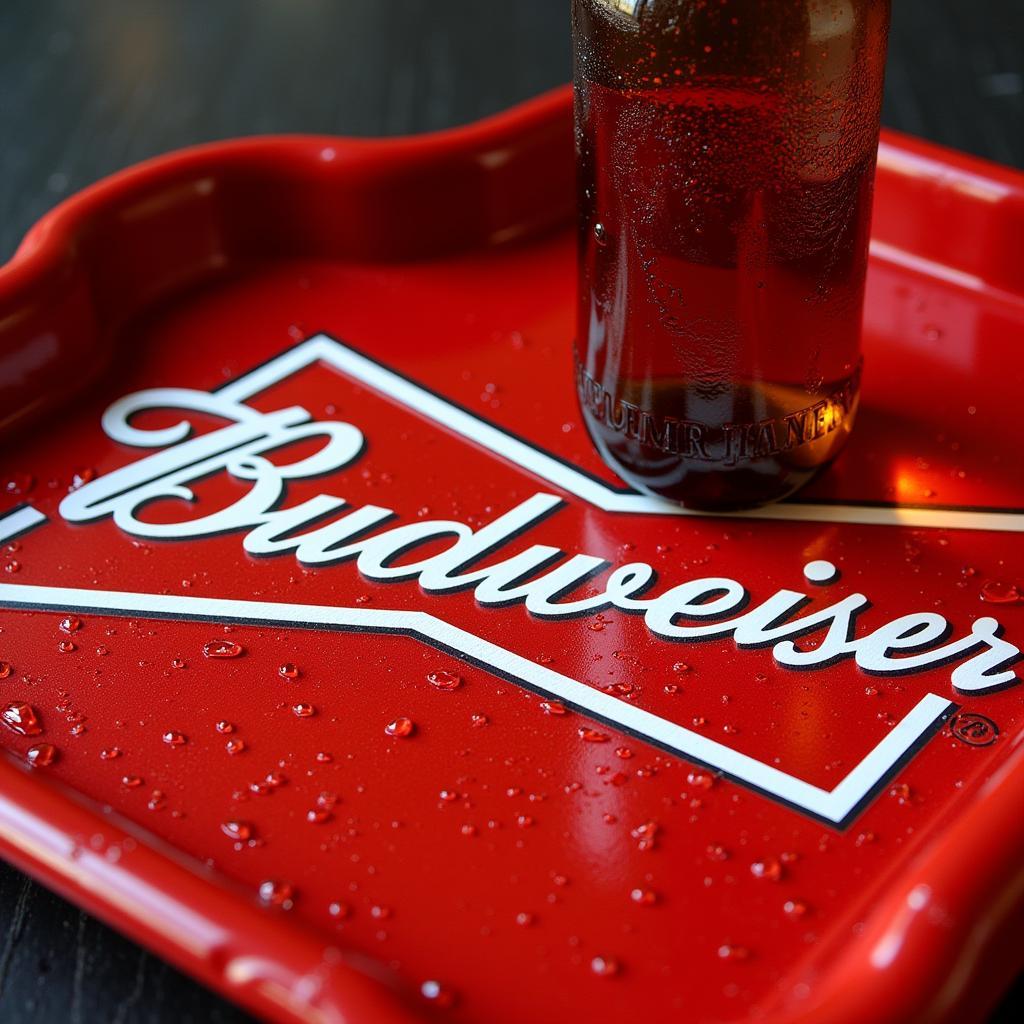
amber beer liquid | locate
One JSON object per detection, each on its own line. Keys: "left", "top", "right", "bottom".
{"left": 572, "top": 0, "right": 890, "bottom": 509}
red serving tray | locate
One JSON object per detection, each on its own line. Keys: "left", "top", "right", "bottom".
{"left": 1, "top": 86, "right": 1024, "bottom": 1024}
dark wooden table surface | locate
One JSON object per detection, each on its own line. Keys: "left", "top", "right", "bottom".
{"left": 0, "top": 1, "right": 1021, "bottom": 1021}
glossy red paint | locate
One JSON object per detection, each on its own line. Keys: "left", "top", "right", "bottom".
{"left": 0, "top": 86, "right": 1023, "bottom": 1024}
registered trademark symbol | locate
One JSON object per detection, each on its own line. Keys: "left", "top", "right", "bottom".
{"left": 949, "top": 712, "right": 999, "bottom": 747}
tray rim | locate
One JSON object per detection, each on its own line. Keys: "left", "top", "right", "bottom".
{"left": 1, "top": 85, "right": 1024, "bottom": 1024}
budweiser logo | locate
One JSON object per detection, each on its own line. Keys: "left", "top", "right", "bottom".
{"left": 1, "top": 335, "right": 1018, "bottom": 825}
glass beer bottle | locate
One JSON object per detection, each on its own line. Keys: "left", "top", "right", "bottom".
{"left": 573, "top": 0, "right": 890, "bottom": 509}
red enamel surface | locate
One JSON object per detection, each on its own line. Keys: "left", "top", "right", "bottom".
{"left": 0, "top": 87, "right": 1023, "bottom": 1024}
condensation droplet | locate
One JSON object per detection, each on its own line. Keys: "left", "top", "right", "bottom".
{"left": 259, "top": 879, "right": 295, "bottom": 908}
{"left": 420, "top": 980, "right": 455, "bottom": 1007}
{"left": 590, "top": 955, "right": 619, "bottom": 977}
{"left": 630, "top": 888, "right": 658, "bottom": 906}
{"left": 426, "top": 669, "right": 462, "bottom": 692}
{"left": 221, "top": 820, "right": 254, "bottom": 842}
{"left": 1, "top": 701, "right": 43, "bottom": 736}
{"left": 750, "top": 858, "right": 783, "bottom": 882}
{"left": 718, "top": 943, "right": 749, "bottom": 961}
{"left": 27, "top": 743, "right": 58, "bottom": 767}
{"left": 385, "top": 717, "right": 415, "bottom": 738}
{"left": 292, "top": 703, "right": 316, "bottom": 718}
{"left": 162, "top": 730, "right": 187, "bottom": 747}
{"left": 980, "top": 580, "right": 1023, "bottom": 605}
{"left": 278, "top": 663, "right": 300, "bottom": 680}
{"left": 204, "top": 640, "right": 244, "bottom": 659}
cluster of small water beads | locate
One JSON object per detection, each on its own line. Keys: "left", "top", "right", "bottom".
{"left": 5, "top": 598, "right": 984, "bottom": 1009}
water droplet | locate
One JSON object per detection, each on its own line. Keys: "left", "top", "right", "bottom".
{"left": 631, "top": 821, "right": 659, "bottom": 851}
{"left": 203, "top": 639, "right": 244, "bottom": 659}
{"left": 292, "top": 703, "right": 316, "bottom": 718}
{"left": 259, "top": 879, "right": 295, "bottom": 908}
{"left": 371, "top": 904, "right": 391, "bottom": 919}
{"left": 60, "top": 616, "right": 81, "bottom": 633}
{"left": 385, "top": 717, "right": 415, "bottom": 738}
{"left": 889, "top": 782, "right": 912, "bottom": 804}
{"left": 540, "top": 700, "right": 567, "bottom": 716}
{"left": 147, "top": 790, "right": 166, "bottom": 811}
{"left": 69, "top": 722, "right": 86, "bottom": 737}
{"left": 315, "top": 751, "right": 333, "bottom": 763}
{"left": 630, "top": 888, "right": 658, "bottom": 906}
{"left": 515, "top": 911, "right": 535, "bottom": 926}
{"left": 750, "top": 858, "right": 783, "bottom": 882}
{"left": 278, "top": 663, "right": 300, "bottom": 680}
{"left": 578, "top": 727, "right": 609, "bottom": 743}
{"left": 266, "top": 771, "right": 287, "bottom": 788}
{"left": 672, "top": 662, "right": 692, "bottom": 674}
{"left": 26, "top": 743, "right": 57, "bottom": 767}
{"left": 0, "top": 662, "right": 11, "bottom": 679}
{"left": 1, "top": 702, "right": 43, "bottom": 736}
{"left": 162, "top": 730, "right": 187, "bottom": 747}
{"left": 3, "top": 473, "right": 33, "bottom": 495}
{"left": 470, "top": 713, "right": 489, "bottom": 728}
{"left": 57, "top": 640, "right": 76, "bottom": 653}
{"left": 427, "top": 669, "right": 462, "bottom": 692}
{"left": 328, "top": 900, "right": 350, "bottom": 919}
{"left": 663, "top": 683, "right": 679, "bottom": 695}
{"left": 220, "top": 820, "right": 254, "bottom": 842}
{"left": 121, "top": 774, "right": 143, "bottom": 788}
{"left": 687, "top": 770, "right": 715, "bottom": 790}
{"left": 783, "top": 899, "right": 808, "bottom": 919}
{"left": 171, "top": 658, "right": 186, "bottom": 670}
{"left": 420, "top": 980, "right": 455, "bottom": 1007}
{"left": 593, "top": 223, "right": 608, "bottom": 246}
{"left": 717, "top": 943, "right": 749, "bottom": 961}
{"left": 516, "top": 814, "right": 534, "bottom": 829}
{"left": 980, "top": 580, "right": 1023, "bottom": 605}
{"left": 100, "top": 747, "right": 122, "bottom": 760}
{"left": 69, "top": 468, "right": 95, "bottom": 490}
{"left": 460, "top": 824, "right": 477, "bottom": 837}
{"left": 307, "top": 809, "right": 332, "bottom": 824}
{"left": 226, "top": 738, "right": 247, "bottom": 755}
{"left": 590, "top": 955, "right": 619, "bottom": 977}
{"left": 615, "top": 746, "right": 634, "bottom": 759}
{"left": 706, "top": 843, "right": 729, "bottom": 862}
{"left": 215, "top": 721, "right": 235, "bottom": 734}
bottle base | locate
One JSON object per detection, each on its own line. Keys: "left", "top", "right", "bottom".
{"left": 578, "top": 385, "right": 860, "bottom": 512}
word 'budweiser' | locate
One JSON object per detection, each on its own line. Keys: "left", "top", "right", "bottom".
{"left": 60, "top": 387, "right": 1020, "bottom": 694}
